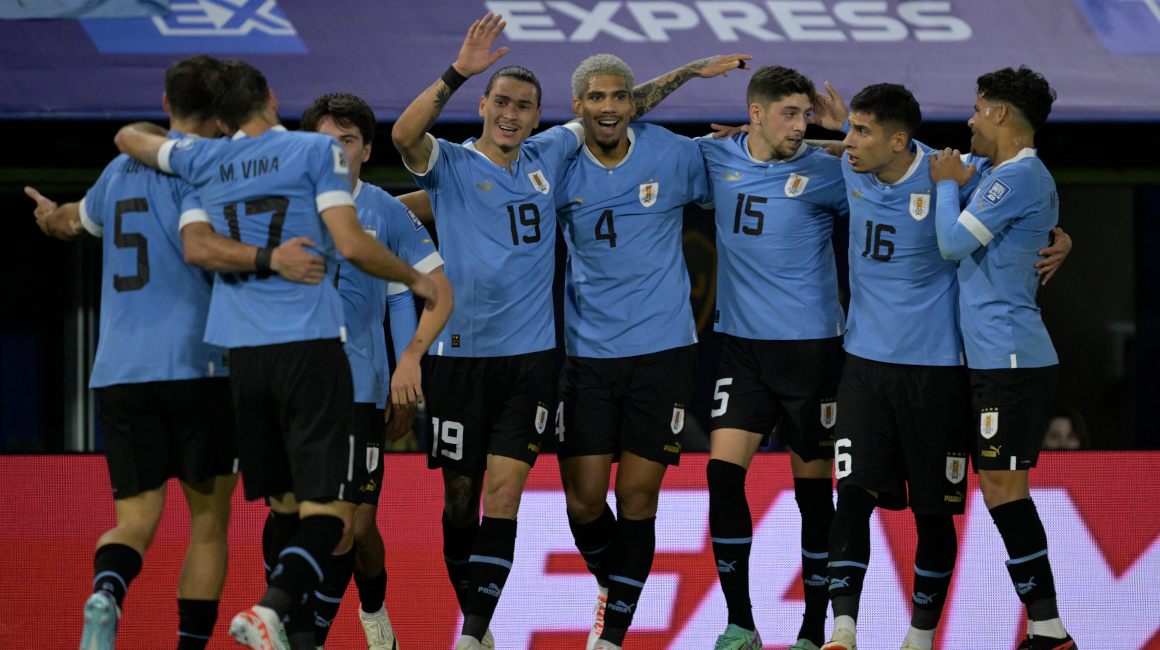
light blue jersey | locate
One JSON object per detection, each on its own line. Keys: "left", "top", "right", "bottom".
{"left": 159, "top": 125, "right": 355, "bottom": 349}
{"left": 698, "top": 134, "right": 848, "bottom": 341}
{"left": 408, "top": 125, "right": 582, "bottom": 357}
{"left": 81, "top": 132, "right": 226, "bottom": 388}
{"left": 555, "top": 123, "right": 709, "bottom": 358}
{"left": 935, "top": 148, "right": 1058, "bottom": 369}
{"left": 341, "top": 180, "right": 441, "bottom": 404}
{"left": 842, "top": 139, "right": 978, "bottom": 366}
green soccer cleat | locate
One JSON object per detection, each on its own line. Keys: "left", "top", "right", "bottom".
{"left": 79, "top": 591, "right": 119, "bottom": 650}
{"left": 789, "top": 639, "right": 821, "bottom": 650}
{"left": 713, "top": 623, "right": 763, "bottom": 650}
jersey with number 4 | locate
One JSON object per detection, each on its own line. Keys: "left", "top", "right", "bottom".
{"left": 555, "top": 123, "right": 710, "bottom": 358}
{"left": 159, "top": 125, "right": 354, "bottom": 349}
{"left": 698, "top": 134, "right": 848, "bottom": 341}
{"left": 843, "top": 140, "right": 978, "bottom": 366}
{"left": 80, "top": 132, "right": 225, "bottom": 388}
{"left": 409, "top": 125, "right": 581, "bottom": 357}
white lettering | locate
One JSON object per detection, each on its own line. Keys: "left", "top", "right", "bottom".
{"left": 897, "top": 1, "right": 972, "bottom": 41}
{"left": 833, "top": 1, "right": 907, "bottom": 41}
{"left": 766, "top": 0, "right": 846, "bottom": 40}
{"left": 546, "top": 1, "right": 648, "bottom": 41}
{"left": 486, "top": 1, "right": 567, "bottom": 40}
{"left": 625, "top": 1, "right": 701, "bottom": 41}
{"left": 696, "top": 1, "right": 784, "bottom": 41}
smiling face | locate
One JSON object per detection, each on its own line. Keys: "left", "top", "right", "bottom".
{"left": 314, "top": 115, "right": 370, "bottom": 187}
{"left": 842, "top": 110, "right": 907, "bottom": 175}
{"left": 750, "top": 93, "right": 811, "bottom": 161}
{"left": 478, "top": 76, "right": 542, "bottom": 154}
{"left": 573, "top": 73, "right": 635, "bottom": 152}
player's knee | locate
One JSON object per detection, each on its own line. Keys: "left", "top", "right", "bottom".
{"left": 614, "top": 485, "right": 659, "bottom": 520}
{"left": 977, "top": 470, "right": 1030, "bottom": 508}
{"left": 914, "top": 512, "right": 956, "bottom": 543}
{"left": 836, "top": 484, "right": 877, "bottom": 516}
{"left": 352, "top": 508, "right": 377, "bottom": 544}
{"left": 482, "top": 482, "right": 523, "bottom": 518}
{"left": 706, "top": 458, "right": 746, "bottom": 496}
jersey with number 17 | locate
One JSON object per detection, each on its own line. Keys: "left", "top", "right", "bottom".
{"left": 159, "top": 125, "right": 355, "bottom": 349}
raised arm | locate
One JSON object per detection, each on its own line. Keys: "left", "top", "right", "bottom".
{"left": 113, "top": 122, "right": 171, "bottom": 170}
{"left": 391, "top": 13, "right": 509, "bottom": 173}
{"left": 24, "top": 187, "right": 85, "bottom": 241}
{"left": 322, "top": 205, "right": 439, "bottom": 306}
{"left": 632, "top": 54, "right": 752, "bottom": 120}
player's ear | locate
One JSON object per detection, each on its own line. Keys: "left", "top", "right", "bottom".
{"left": 217, "top": 118, "right": 234, "bottom": 137}
{"left": 162, "top": 92, "right": 172, "bottom": 119}
{"left": 893, "top": 131, "right": 908, "bottom": 153}
{"left": 749, "top": 102, "right": 763, "bottom": 126}
{"left": 268, "top": 89, "right": 279, "bottom": 114}
{"left": 362, "top": 141, "right": 372, "bottom": 164}
{"left": 572, "top": 97, "right": 582, "bottom": 119}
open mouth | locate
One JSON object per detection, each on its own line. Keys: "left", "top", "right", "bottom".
{"left": 786, "top": 137, "right": 802, "bottom": 149}
{"left": 846, "top": 153, "right": 859, "bottom": 165}
{"left": 497, "top": 124, "right": 518, "bottom": 136}
{"left": 597, "top": 118, "right": 619, "bottom": 136}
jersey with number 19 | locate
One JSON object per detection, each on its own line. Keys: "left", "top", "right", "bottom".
{"left": 159, "top": 125, "right": 355, "bottom": 349}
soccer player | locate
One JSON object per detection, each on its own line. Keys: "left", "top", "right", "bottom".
{"left": 930, "top": 66, "right": 1075, "bottom": 650}
{"left": 115, "top": 59, "right": 439, "bottom": 650}
{"left": 696, "top": 66, "right": 848, "bottom": 650}
{"left": 24, "top": 55, "right": 317, "bottom": 650}
{"left": 300, "top": 92, "right": 451, "bottom": 650}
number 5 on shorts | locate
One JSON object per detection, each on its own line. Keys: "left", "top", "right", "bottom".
{"left": 711, "top": 378, "right": 732, "bottom": 418}
{"left": 835, "top": 438, "right": 852, "bottom": 478}
{"left": 430, "top": 417, "right": 464, "bottom": 461}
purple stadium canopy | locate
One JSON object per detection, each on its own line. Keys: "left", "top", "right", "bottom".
{"left": 1, "top": 0, "right": 1158, "bottom": 122}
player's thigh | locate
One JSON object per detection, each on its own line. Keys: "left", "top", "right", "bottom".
{"left": 971, "top": 366, "right": 1059, "bottom": 472}
{"left": 898, "top": 365, "right": 972, "bottom": 515}
{"left": 834, "top": 356, "right": 908, "bottom": 511}
{"left": 97, "top": 382, "right": 171, "bottom": 500}
{"left": 709, "top": 335, "right": 781, "bottom": 445}
{"left": 229, "top": 346, "right": 293, "bottom": 501}
{"left": 163, "top": 377, "right": 239, "bottom": 486}
{"left": 488, "top": 350, "right": 555, "bottom": 470}
{"left": 348, "top": 403, "right": 386, "bottom": 507}
{"left": 767, "top": 337, "right": 844, "bottom": 463}
{"left": 426, "top": 355, "right": 492, "bottom": 476}
{"left": 556, "top": 355, "right": 626, "bottom": 461}
{"left": 620, "top": 345, "right": 697, "bottom": 467}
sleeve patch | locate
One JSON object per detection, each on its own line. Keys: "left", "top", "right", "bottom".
{"left": 981, "top": 178, "right": 1013, "bottom": 206}
{"left": 404, "top": 206, "right": 423, "bottom": 232}
{"left": 331, "top": 144, "right": 350, "bottom": 174}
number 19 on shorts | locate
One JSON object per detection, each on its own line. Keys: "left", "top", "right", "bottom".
{"left": 431, "top": 417, "right": 464, "bottom": 461}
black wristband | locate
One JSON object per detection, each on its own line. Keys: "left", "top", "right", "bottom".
{"left": 255, "top": 246, "right": 273, "bottom": 273}
{"left": 440, "top": 65, "right": 468, "bottom": 93}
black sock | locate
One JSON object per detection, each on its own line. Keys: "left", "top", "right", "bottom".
{"left": 795, "top": 477, "right": 835, "bottom": 645}
{"left": 569, "top": 503, "right": 616, "bottom": 589}
{"left": 911, "top": 513, "right": 957, "bottom": 631}
{"left": 353, "top": 567, "right": 387, "bottom": 613}
{"left": 262, "top": 515, "right": 344, "bottom": 619}
{"left": 176, "top": 599, "right": 218, "bottom": 650}
{"left": 443, "top": 511, "right": 480, "bottom": 614}
{"left": 264, "top": 510, "right": 301, "bottom": 584}
{"left": 93, "top": 543, "right": 142, "bottom": 608}
{"left": 313, "top": 546, "right": 355, "bottom": 646}
{"left": 707, "top": 459, "right": 754, "bottom": 631}
{"left": 462, "top": 517, "right": 518, "bottom": 640}
{"left": 600, "top": 516, "right": 657, "bottom": 646}
{"left": 990, "top": 499, "right": 1060, "bottom": 621}
{"left": 827, "top": 486, "right": 876, "bottom": 619}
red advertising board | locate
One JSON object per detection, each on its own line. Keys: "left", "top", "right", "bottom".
{"left": 1, "top": 453, "right": 1156, "bottom": 649}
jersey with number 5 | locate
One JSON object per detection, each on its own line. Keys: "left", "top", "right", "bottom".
{"left": 160, "top": 126, "right": 355, "bottom": 349}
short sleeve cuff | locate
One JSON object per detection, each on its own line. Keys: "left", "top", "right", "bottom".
{"left": 157, "top": 139, "right": 177, "bottom": 174}
{"left": 403, "top": 134, "right": 440, "bottom": 177}
{"left": 563, "top": 122, "right": 585, "bottom": 148}
{"left": 78, "top": 195, "right": 103, "bottom": 237}
{"left": 387, "top": 251, "right": 444, "bottom": 295}
{"left": 316, "top": 190, "right": 355, "bottom": 213}
{"left": 178, "top": 208, "right": 210, "bottom": 232}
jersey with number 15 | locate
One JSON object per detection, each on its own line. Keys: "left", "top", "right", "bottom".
{"left": 159, "top": 125, "right": 355, "bottom": 349}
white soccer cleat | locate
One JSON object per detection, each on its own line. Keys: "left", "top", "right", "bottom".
{"left": 359, "top": 605, "right": 399, "bottom": 650}
{"left": 454, "top": 635, "right": 482, "bottom": 650}
{"left": 80, "top": 591, "right": 120, "bottom": 650}
{"left": 481, "top": 629, "right": 495, "bottom": 650}
{"left": 229, "top": 605, "right": 288, "bottom": 650}
{"left": 586, "top": 585, "right": 609, "bottom": 650}
{"left": 822, "top": 628, "right": 857, "bottom": 650}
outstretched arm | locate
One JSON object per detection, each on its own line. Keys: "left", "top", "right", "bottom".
{"left": 24, "top": 187, "right": 85, "bottom": 240}
{"left": 632, "top": 54, "right": 752, "bottom": 120}
{"left": 391, "top": 13, "right": 509, "bottom": 173}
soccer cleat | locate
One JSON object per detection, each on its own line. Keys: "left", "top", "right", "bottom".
{"left": 1017, "top": 636, "right": 1077, "bottom": 650}
{"left": 712, "top": 623, "right": 763, "bottom": 650}
{"left": 586, "top": 586, "right": 609, "bottom": 650}
{"left": 358, "top": 605, "right": 399, "bottom": 650}
{"left": 822, "top": 628, "right": 857, "bottom": 650}
{"left": 229, "top": 605, "right": 288, "bottom": 650}
{"left": 900, "top": 643, "right": 925, "bottom": 650}
{"left": 593, "top": 641, "right": 622, "bottom": 650}
{"left": 789, "top": 639, "right": 821, "bottom": 650}
{"left": 79, "top": 591, "right": 119, "bottom": 650}
{"left": 454, "top": 636, "right": 482, "bottom": 650}
{"left": 481, "top": 629, "right": 495, "bottom": 650}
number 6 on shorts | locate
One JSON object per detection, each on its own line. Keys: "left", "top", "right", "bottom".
{"left": 835, "top": 438, "right": 853, "bottom": 478}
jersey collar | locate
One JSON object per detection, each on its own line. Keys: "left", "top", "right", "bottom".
{"left": 993, "top": 147, "right": 1037, "bottom": 170}
{"left": 230, "top": 123, "right": 288, "bottom": 141}
{"left": 582, "top": 126, "right": 636, "bottom": 169}
{"left": 881, "top": 142, "right": 924, "bottom": 186}
{"left": 464, "top": 139, "right": 522, "bottom": 165}
{"left": 352, "top": 178, "right": 363, "bottom": 199}
{"left": 740, "top": 133, "right": 807, "bottom": 165}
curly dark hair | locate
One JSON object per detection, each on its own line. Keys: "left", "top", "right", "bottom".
{"left": 211, "top": 59, "right": 270, "bottom": 132}
{"left": 301, "top": 93, "right": 376, "bottom": 144}
{"left": 746, "top": 66, "right": 816, "bottom": 108}
{"left": 164, "top": 55, "right": 222, "bottom": 122}
{"left": 976, "top": 65, "right": 1056, "bottom": 131}
{"left": 484, "top": 66, "right": 542, "bottom": 107}
{"left": 849, "top": 83, "right": 922, "bottom": 138}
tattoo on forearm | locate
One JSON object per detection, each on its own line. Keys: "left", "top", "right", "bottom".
{"left": 433, "top": 83, "right": 452, "bottom": 112}
{"left": 632, "top": 57, "right": 715, "bottom": 120}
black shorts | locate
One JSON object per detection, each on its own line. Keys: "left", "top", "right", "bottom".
{"left": 350, "top": 403, "right": 386, "bottom": 506}
{"left": 557, "top": 345, "right": 697, "bottom": 467}
{"left": 835, "top": 355, "right": 972, "bottom": 514}
{"left": 426, "top": 350, "right": 554, "bottom": 475}
{"left": 971, "top": 366, "right": 1059, "bottom": 471}
{"left": 709, "top": 335, "right": 844, "bottom": 462}
{"left": 230, "top": 338, "right": 357, "bottom": 503}
{"left": 97, "top": 377, "right": 237, "bottom": 499}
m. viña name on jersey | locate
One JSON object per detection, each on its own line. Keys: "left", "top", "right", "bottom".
{"left": 82, "top": 0, "right": 307, "bottom": 54}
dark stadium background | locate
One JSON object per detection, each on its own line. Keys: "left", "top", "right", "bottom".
{"left": 2, "top": 118, "right": 1157, "bottom": 454}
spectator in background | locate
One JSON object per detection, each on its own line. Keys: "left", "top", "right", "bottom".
{"left": 1043, "top": 407, "right": 1089, "bottom": 450}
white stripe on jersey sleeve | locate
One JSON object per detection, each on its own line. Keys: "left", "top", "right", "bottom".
{"left": 403, "top": 133, "right": 441, "bottom": 177}
{"left": 78, "top": 195, "right": 103, "bottom": 237}
{"left": 157, "top": 139, "right": 177, "bottom": 174}
{"left": 957, "top": 209, "right": 995, "bottom": 246}
{"left": 316, "top": 190, "right": 356, "bottom": 213}
{"left": 563, "top": 122, "right": 584, "bottom": 148}
{"left": 386, "top": 251, "right": 444, "bottom": 295}
{"left": 178, "top": 208, "right": 210, "bottom": 233}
